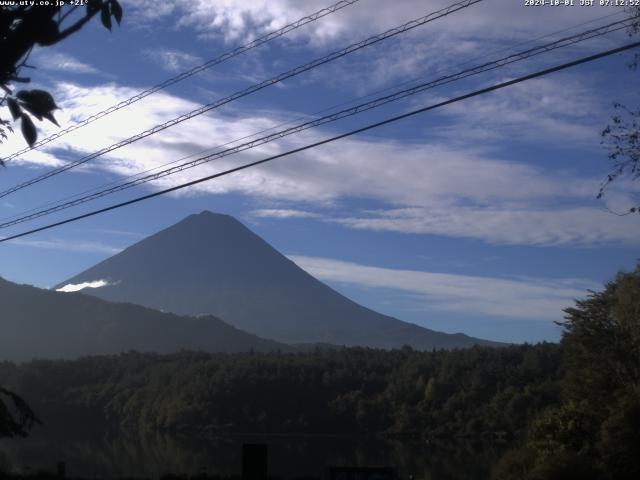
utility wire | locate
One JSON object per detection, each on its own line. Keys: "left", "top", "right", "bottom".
{"left": 0, "top": 17, "right": 633, "bottom": 229}
{"left": 2, "top": 41, "right": 638, "bottom": 244}
{"left": 0, "top": 8, "right": 629, "bottom": 226}
{"left": 7, "top": 8, "right": 623, "bottom": 208}
{"left": 0, "top": 0, "right": 362, "bottom": 163}
{"left": 0, "top": 0, "right": 483, "bottom": 198}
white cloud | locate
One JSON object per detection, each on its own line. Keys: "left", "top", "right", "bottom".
{"left": 119, "top": 0, "right": 631, "bottom": 106}
{"left": 90, "top": 228, "right": 146, "bottom": 238}
{"left": 124, "top": 0, "right": 343, "bottom": 43}
{"left": 289, "top": 255, "right": 599, "bottom": 321}
{"left": 121, "top": 0, "right": 630, "bottom": 102}
{"left": 253, "top": 209, "right": 320, "bottom": 219}
{"left": 32, "top": 51, "right": 101, "bottom": 75}
{"left": 5, "top": 237, "right": 122, "bottom": 254}
{"left": 123, "top": 0, "right": 618, "bottom": 46}
{"left": 7, "top": 80, "right": 637, "bottom": 248}
{"left": 330, "top": 206, "right": 640, "bottom": 246}
{"left": 56, "top": 279, "right": 112, "bottom": 293}
{"left": 431, "top": 75, "right": 607, "bottom": 147}
{"left": 4, "top": 82, "right": 208, "bottom": 169}
{"left": 143, "top": 48, "right": 203, "bottom": 72}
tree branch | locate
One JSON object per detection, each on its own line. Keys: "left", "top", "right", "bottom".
{"left": 55, "top": 6, "right": 101, "bottom": 42}
{"left": 58, "top": 5, "right": 79, "bottom": 26}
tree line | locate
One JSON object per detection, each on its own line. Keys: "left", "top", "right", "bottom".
{"left": 0, "top": 342, "right": 562, "bottom": 440}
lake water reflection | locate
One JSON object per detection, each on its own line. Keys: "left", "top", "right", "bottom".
{"left": 0, "top": 429, "right": 505, "bottom": 479}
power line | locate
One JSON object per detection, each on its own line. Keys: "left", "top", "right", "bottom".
{"left": 12, "top": 8, "right": 624, "bottom": 212}
{"left": 0, "top": 0, "right": 362, "bottom": 163}
{"left": 2, "top": 41, "right": 638, "bottom": 244}
{"left": 0, "top": 0, "right": 483, "bottom": 199}
{"left": 0, "top": 17, "right": 633, "bottom": 230}
{"left": 0, "top": 7, "right": 629, "bottom": 224}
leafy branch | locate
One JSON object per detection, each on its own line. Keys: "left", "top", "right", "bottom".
{"left": 599, "top": 103, "right": 640, "bottom": 215}
{"left": 0, "top": 387, "right": 42, "bottom": 438}
{"left": 599, "top": 7, "right": 640, "bottom": 214}
{"left": 0, "top": 0, "right": 123, "bottom": 156}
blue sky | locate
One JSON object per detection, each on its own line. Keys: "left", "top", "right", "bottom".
{"left": 0, "top": 0, "right": 638, "bottom": 343}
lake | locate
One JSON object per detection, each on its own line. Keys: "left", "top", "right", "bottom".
{"left": 0, "top": 429, "right": 505, "bottom": 479}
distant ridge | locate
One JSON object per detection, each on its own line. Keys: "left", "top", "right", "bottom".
{"left": 0, "top": 277, "right": 289, "bottom": 362}
{"left": 57, "top": 211, "right": 501, "bottom": 349}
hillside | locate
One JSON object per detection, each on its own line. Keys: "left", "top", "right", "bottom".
{"left": 0, "top": 277, "right": 288, "bottom": 361}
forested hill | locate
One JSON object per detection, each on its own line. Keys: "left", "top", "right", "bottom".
{"left": 0, "top": 344, "right": 562, "bottom": 438}
{"left": 0, "top": 277, "right": 289, "bottom": 361}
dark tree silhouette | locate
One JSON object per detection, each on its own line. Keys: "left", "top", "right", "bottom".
{"left": 0, "top": 387, "right": 41, "bottom": 438}
{"left": 561, "top": 264, "right": 640, "bottom": 405}
{"left": 492, "top": 263, "right": 640, "bottom": 480}
{"left": 0, "top": 0, "right": 122, "bottom": 161}
{"left": 0, "top": 0, "right": 122, "bottom": 437}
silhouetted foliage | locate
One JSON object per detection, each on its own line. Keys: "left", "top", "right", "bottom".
{"left": 0, "top": 0, "right": 122, "bottom": 156}
{"left": 0, "top": 387, "right": 41, "bottom": 438}
{"left": 492, "top": 264, "right": 640, "bottom": 479}
{"left": 599, "top": 7, "right": 640, "bottom": 213}
{"left": 600, "top": 102, "right": 640, "bottom": 214}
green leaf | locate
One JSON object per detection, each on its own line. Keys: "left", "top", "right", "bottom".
{"left": 110, "top": 0, "right": 123, "bottom": 25}
{"left": 7, "top": 97, "right": 22, "bottom": 121}
{"left": 20, "top": 114, "right": 37, "bottom": 147}
{"left": 101, "top": 4, "right": 112, "bottom": 31}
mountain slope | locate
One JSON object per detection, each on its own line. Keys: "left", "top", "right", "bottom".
{"left": 0, "top": 277, "right": 288, "bottom": 362}
{"left": 57, "top": 211, "right": 500, "bottom": 349}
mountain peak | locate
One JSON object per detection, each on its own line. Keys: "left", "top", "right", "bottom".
{"left": 197, "top": 210, "right": 232, "bottom": 220}
{"left": 57, "top": 213, "right": 500, "bottom": 350}
{"left": 181, "top": 210, "right": 237, "bottom": 226}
